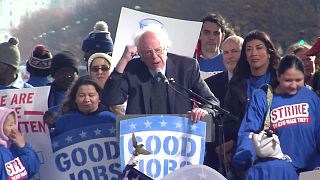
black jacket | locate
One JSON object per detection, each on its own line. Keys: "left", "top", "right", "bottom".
{"left": 103, "top": 53, "right": 220, "bottom": 114}
{"left": 223, "top": 71, "right": 277, "bottom": 141}
{"left": 205, "top": 71, "right": 229, "bottom": 107}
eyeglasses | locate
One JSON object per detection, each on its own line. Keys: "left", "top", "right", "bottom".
{"left": 139, "top": 47, "right": 166, "bottom": 57}
{"left": 90, "top": 65, "right": 110, "bottom": 72}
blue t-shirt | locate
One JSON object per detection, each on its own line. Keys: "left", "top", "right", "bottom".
{"left": 27, "top": 76, "right": 51, "bottom": 87}
{"left": 234, "top": 86, "right": 320, "bottom": 172}
{"left": 196, "top": 53, "right": 225, "bottom": 73}
{"left": 0, "top": 144, "right": 40, "bottom": 179}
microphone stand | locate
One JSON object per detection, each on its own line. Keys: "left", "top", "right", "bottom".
{"left": 168, "top": 78, "right": 238, "bottom": 175}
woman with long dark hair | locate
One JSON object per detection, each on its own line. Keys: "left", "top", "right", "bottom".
{"left": 234, "top": 55, "right": 320, "bottom": 179}
{"left": 218, "top": 30, "right": 281, "bottom": 178}
{"left": 54, "top": 76, "right": 116, "bottom": 136}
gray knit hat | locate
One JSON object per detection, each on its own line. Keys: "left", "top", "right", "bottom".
{"left": 0, "top": 37, "right": 20, "bottom": 69}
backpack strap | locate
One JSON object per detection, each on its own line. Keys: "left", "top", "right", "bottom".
{"left": 262, "top": 84, "right": 273, "bottom": 131}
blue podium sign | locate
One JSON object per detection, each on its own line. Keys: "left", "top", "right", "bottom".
{"left": 119, "top": 115, "right": 206, "bottom": 179}
{"left": 51, "top": 123, "right": 121, "bottom": 179}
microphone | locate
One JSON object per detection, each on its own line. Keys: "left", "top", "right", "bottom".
{"left": 155, "top": 68, "right": 169, "bottom": 84}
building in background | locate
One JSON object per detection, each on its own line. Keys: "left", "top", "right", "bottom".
{"left": 0, "top": 0, "right": 50, "bottom": 42}
{"left": 0, "top": 0, "right": 89, "bottom": 42}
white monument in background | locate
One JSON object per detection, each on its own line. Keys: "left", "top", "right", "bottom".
{"left": 0, "top": 0, "right": 51, "bottom": 42}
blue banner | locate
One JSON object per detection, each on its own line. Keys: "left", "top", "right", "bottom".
{"left": 51, "top": 123, "right": 121, "bottom": 180}
{"left": 120, "top": 115, "right": 206, "bottom": 179}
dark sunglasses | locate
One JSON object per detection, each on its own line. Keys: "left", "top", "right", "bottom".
{"left": 90, "top": 65, "right": 110, "bottom": 72}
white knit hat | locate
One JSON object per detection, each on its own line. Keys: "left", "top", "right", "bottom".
{"left": 87, "top": 53, "right": 112, "bottom": 73}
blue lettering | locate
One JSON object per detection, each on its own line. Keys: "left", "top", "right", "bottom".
{"left": 109, "top": 163, "right": 122, "bottom": 180}
{"left": 164, "top": 159, "right": 177, "bottom": 176}
{"left": 110, "top": 141, "right": 120, "bottom": 159}
{"left": 163, "top": 136, "right": 178, "bottom": 155}
{"left": 146, "top": 159, "right": 161, "bottom": 178}
{"left": 139, "top": 159, "right": 145, "bottom": 173}
{"left": 69, "top": 173, "right": 76, "bottom": 180}
{"left": 88, "top": 144, "right": 103, "bottom": 162}
{"left": 78, "top": 169, "right": 92, "bottom": 180}
{"left": 145, "top": 136, "right": 160, "bottom": 155}
{"left": 181, "top": 137, "right": 196, "bottom": 157}
{"left": 71, "top": 147, "right": 87, "bottom": 166}
{"left": 93, "top": 166, "right": 107, "bottom": 180}
{"left": 180, "top": 161, "right": 191, "bottom": 167}
{"left": 55, "top": 153, "right": 70, "bottom": 172}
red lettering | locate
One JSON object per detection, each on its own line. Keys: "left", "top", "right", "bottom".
{"left": 271, "top": 109, "right": 277, "bottom": 122}
{"left": 5, "top": 163, "right": 12, "bottom": 174}
{"left": 30, "top": 121, "right": 37, "bottom": 132}
{"left": 14, "top": 159, "right": 22, "bottom": 169}
{"left": 18, "top": 122, "right": 30, "bottom": 133}
{"left": 0, "top": 95, "right": 7, "bottom": 106}
{"left": 278, "top": 107, "right": 284, "bottom": 119}
{"left": 295, "top": 104, "right": 302, "bottom": 114}
{"left": 10, "top": 93, "right": 34, "bottom": 105}
{"left": 285, "top": 106, "right": 291, "bottom": 117}
{"left": 13, "top": 107, "right": 21, "bottom": 119}
{"left": 18, "top": 121, "right": 46, "bottom": 133}
{"left": 301, "top": 104, "right": 307, "bottom": 115}
{"left": 10, "top": 94, "right": 18, "bottom": 105}
{"left": 26, "top": 93, "right": 34, "bottom": 103}
{"left": 10, "top": 161, "right": 17, "bottom": 171}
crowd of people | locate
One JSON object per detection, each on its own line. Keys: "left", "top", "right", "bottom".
{"left": 0, "top": 11, "right": 320, "bottom": 179}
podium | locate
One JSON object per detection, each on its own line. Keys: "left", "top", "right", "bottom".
{"left": 116, "top": 114, "right": 215, "bottom": 142}
{"left": 117, "top": 114, "right": 214, "bottom": 180}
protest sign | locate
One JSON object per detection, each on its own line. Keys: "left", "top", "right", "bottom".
{"left": 119, "top": 115, "right": 206, "bottom": 179}
{"left": 51, "top": 123, "right": 121, "bottom": 179}
{"left": 0, "top": 86, "right": 56, "bottom": 179}
{"left": 111, "top": 7, "right": 202, "bottom": 70}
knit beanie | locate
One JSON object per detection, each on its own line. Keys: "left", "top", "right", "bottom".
{"left": 50, "top": 51, "right": 79, "bottom": 76}
{"left": 81, "top": 21, "right": 113, "bottom": 55}
{"left": 0, "top": 37, "right": 20, "bottom": 69}
{"left": 0, "top": 107, "right": 18, "bottom": 148}
{"left": 26, "top": 44, "right": 52, "bottom": 76}
{"left": 87, "top": 53, "right": 112, "bottom": 74}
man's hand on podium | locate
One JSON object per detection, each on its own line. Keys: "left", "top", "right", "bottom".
{"left": 188, "top": 107, "right": 208, "bottom": 122}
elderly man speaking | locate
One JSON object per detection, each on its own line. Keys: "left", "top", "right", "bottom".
{"left": 103, "top": 25, "right": 219, "bottom": 122}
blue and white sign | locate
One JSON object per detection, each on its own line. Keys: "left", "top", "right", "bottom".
{"left": 52, "top": 123, "right": 121, "bottom": 179}
{"left": 120, "top": 115, "right": 206, "bottom": 179}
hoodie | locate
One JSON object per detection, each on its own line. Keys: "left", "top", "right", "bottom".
{"left": 0, "top": 107, "right": 40, "bottom": 179}
{"left": 0, "top": 107, "right": 17, "bottom": 148}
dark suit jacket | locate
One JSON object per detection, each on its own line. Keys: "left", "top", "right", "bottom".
{"left": 205, "top": 71, "right": 229, "bottom": 107}
{"left": 103, "top": 53, "right": 219, "bottom": 114}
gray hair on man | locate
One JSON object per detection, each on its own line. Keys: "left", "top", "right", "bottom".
{"left": 222, "top": 35, "right": 244, "bottom": 49}
{"left": 134, "top": 24, "right": 172, "bottom": 49}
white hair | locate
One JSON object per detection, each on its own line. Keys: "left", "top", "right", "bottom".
{"left": 134, "top": 24, "right": 172, "bottom": 49}
{"left": 222, "top": 35, "right": 244, "bottom": 49}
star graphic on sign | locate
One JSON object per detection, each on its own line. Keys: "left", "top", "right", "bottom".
{"left": 159, "top": 120, "right": 168, "bottom": 127}
{"left": 191, "top": 124, "right": 199, "bottom": 131}
{"left": 94, "top": 128, "right": 102, "bottom": 135}
{"left": 79, "top": 131, "right": 87, "bottom": 138}
{"left": 129, "top": 122, "right": 137, "bottom": 130}
{"left": 52, "top": 141, "right": 59, "bottom": 149}
{"left": 108, "top": 126, "right": 116, "bottom": 134}
{"left": 65, "top": 136, "right": 73, "bottom": 143}
{"left": 144, "top": 120, "right": 152, "bottom": 128}
{"left": 175, "top": 121, "right": 183, "bottom": 129}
